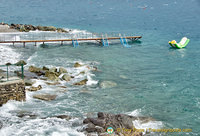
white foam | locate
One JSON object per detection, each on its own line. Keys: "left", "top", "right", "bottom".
{"left": 128, "top": 109, "right": 142, "bottom": 116}
{"left": 127, "top": 109, "right": 163, "bottom": 134}
{"left": 0, "top": 118, "right": 85, "bottom": 136}
{"left": 133, "top": 120, "right": 163, "bottom": 130}
{"left": 0, "top": 46, "right": 21, "bottom": 65}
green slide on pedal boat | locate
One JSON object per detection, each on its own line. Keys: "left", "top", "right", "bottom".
{"left": 169, "top": 37, "right": 190, "bottom": 49}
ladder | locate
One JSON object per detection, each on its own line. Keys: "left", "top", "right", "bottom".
{"left": 119, "top": 34, "right": 131, "bottom": 48}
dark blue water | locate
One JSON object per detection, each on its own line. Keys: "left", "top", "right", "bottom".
{"left": 0, "top": 0, "right": 200, "bottom": 136}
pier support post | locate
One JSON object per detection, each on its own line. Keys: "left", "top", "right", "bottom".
{"left": 12, "top": 42, "right": 14, "bottom": 47}
{"left": 35, "top": 42, "right": 37, "bottom": 46}
{"left": 23, "top": 42, "right": 25, "bottom": 48}
{"left": 61, "top": 41, "right": 63, "bottom": 45}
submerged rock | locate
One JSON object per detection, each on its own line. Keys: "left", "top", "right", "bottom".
{"left": 33, "top": 94, "right": 57, "bottom": 101}
{"left": 45, "top": 81, "right": 60, "bottom": 85}
{"left": 58, "top": 85, "right": 67, "bottom": 88}
{"left": 27, "top": 85, "right": 42, "bottom": 92}
{"left": 74, "top": 79, "right": 88, "bottom": 85}
{"left": 74, "top": 62, "right": 83, "bottom": 68}
{"left": 99, "top": 81, "right": 117, "bottom": 89}
{"left": 52, "top": 115, "right": 72, "bottom": 121}
{"left": 16, "top": 111, "right": 37, "bottom": 119}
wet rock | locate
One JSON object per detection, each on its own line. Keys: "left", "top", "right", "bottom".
{"left": 52, "top": 115, "right": 71, "bottom": 121}
{"left": 49, "top": 67, "right": 57, "bottom": 73}
{"left": 57, "top": 28, "right": 68, "bottom": 33}
{"left": 80, "top": 89, "right": 91, "bottom": 94}
{"left": 74, "top": 62, "right": 83, "bottom": 68}
{"left": 79, "top": 71, "right": 86, "bottom": 75}
{"left": 33, "top": 94, "right": 57, "bottom": 101}
{"left": 28, "top": 66, "right": 45, "bottom": 76}
{"left": 14, "top": 60, "right": 27, "bottom": 66}
{"left": 17, "top": 111, "right": 37, "bottom": 119}
{"left": 42, "top": 66, "right": 49, "bottom": 71}
{"left": 58, "top": 67, "right": 67, "bottom": 75}
{"left": 100, "top": 81, "right": 117, "bottom": 89}
{"left": 58, "top": 89, "right": 68, "bottom": 93}
{"left": 58, "top": 85, "right": 67, "bottom": 88}
{"left": 74, "top": 79, "right": 88, "bottom": 85}
{"left": 0, "top": 121, "right": 2, "bottom": 129}
{"left": 45, "top": 81, "right": 60, "bottom": 85}
{"left": 45, "top": 71, "right": 59, "bottom": 81}
{"left": 24, "top": 79, "right": 36, "bottom": 86}
{"left": 27, "top": 85, "right": 42, "bottom": 92}
{"left": 62, "top": 74, "right": 71, "bottom": 81}
{"left": 83, "top": 112, "right": 145, "bottom": 136}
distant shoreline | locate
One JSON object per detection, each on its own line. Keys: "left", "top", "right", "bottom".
{"left": 0, "top": 22, "right": 69, "bottom": 33}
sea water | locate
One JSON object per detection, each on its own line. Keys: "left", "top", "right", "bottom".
{"left": 0, "top": 0, "right": 200, "bottom": 136}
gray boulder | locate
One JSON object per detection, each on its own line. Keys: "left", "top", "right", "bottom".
{"left": 83, "top": 112, "right": 145, "bottom": 136}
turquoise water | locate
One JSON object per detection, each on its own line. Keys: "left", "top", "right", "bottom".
{"left": 0, "top": 0, "right": 200, "bottom": 136}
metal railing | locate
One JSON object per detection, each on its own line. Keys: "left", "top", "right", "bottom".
{"left": 0, "top": 64, "right": 24, "bottom": 82}
{"left": 0, "top": 31, "right": 138, "bottom": 42}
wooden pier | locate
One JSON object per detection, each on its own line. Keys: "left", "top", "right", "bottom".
{"left": 0, "top": 35, "right": 142, "bottom": 47}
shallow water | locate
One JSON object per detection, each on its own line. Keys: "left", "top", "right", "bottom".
{"left": 0, "top": 0, "right": 200, "bottom": 136}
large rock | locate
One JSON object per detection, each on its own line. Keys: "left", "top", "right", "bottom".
{"left": 100, "top": 81, "right": 117, "bottom": 89}
{"left": 62, "top": 74, "right": 71, "bottom": 81}
{"left": 28, "top": 66, "right": 45, "bottom": 76}
{"left": 73, "top": 79, "right": 88, "bottom": 85}
{"left": 33, "top": 94, "right": 57, "bottom": 101}
{"left": 83, "top": 112, "right": 145, "bottom": 136}
{"left": 45, "top": 71, "right": 59, "bottom": 81}
{"left": 27, "top": 85, "right": 42, "bottom": 92}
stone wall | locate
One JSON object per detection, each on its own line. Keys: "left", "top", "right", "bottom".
{"left": 0, "top": 80, "right": 25, "bottom": 106}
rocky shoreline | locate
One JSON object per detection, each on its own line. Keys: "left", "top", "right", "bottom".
{"left": 0, "top": 60, "right": 154, "bottom": 135}
{"left": 0, "top": 22, "right": 68, "bottom": 33}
